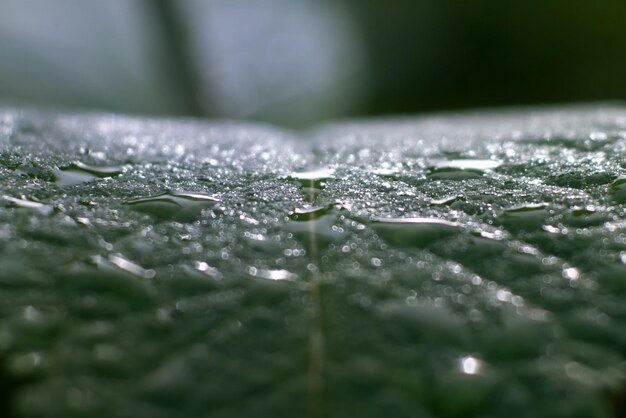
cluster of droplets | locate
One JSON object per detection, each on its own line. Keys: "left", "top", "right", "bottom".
{"left": 1, "top": 108, "right": 626, "bottom": 417}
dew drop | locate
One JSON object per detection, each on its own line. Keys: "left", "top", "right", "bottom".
{"left": 429, "top": 159, "right": 501, "bottom": 180}
{"left": 431, "top": 195, "right": 465, "bottom": 206}
{"left": 371, "top": 217, "right": 460, "bottom": 247}
{"left": 609, "top": 175, "right": 626, "bottom": 203}
{"left": 54, "top": 161, "right": 125, "bottom": 186}
{"left": 288, "top": 205, "right": 333, "bottom": 222}
{"left": 284, "top": 168, "right": 334, "bottom": 190}
{"left": 248, "top": 268, "right": 296, "bottom": 281}
{"left": 562, "top": 266, "right": 580, "bottom": 281}
{"left": 460, "top": 356, "right": 481, "bottom": 375}
{"left": 195, "top": 261, "right": 222, "bottom": 279}
{"left": 3, "top": 195, "right": 54, "bottom": 216}
{"left": 89, "top": 254, "right": 155, "bottom": 279}
{"left": 500, "top": 203, "right": 551, "bottom": 232}
{"left": 504, "top": 203, "right": 549, "bottom": 214}
{"left": 124, "top": 191, "right": 219, "bottom": 221}
{"left": 285, "top": 204, "right": 345, "bottom": 247}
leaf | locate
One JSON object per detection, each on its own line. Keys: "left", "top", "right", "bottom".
{"left": 0, "top": 106, "right": 625, "bottom": 417}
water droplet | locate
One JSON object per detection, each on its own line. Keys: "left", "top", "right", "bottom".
{"left": 504, "top": 203, "right": 549, "bottom": 214}
{"left": 429, "top": 159, "right": 501, "bottom": 180}
{"left": 124, "top": 191, "right": 219, "bottom": 221}
{"left": 285, "top": 168, "right": 334, "bottom": 189}
{"left": 195, "top": 261, "right": 221, "bottom": 279}
{"left": 610, "top": 175, "right": 626, "bottom": 203}
{"left": 500, "top": 203, "right": 550, "bottom": 232}
{"left": 248, "top": 268, "right": 296, "bottom": 281}
{"left": 89, "top": 254, "right": 155, "bottom": 279}
{"left": 371, "top": 217, "right": 460, "bottom": 247}
{"left": 562, "top": 266, "right": 580, "bottom": 281}
{"left": 54, "top": 161, "right": 125, "bottom": 186}
{"left": 564, "top": 206, "right": 606, "bottom": 227}
{"left": 3, "top": 195, "right": 54, "bottom": 216}
{"left": 285, "top": 204, "right": 345, "bottom": 247}
{"left": 288, "top": 205, "right": 333, "bottom": 221}
{"left": 431, "top": 195, "right": 465, "bottom": 206}
{"left": 460, "top": 356, "right": 481, "bottom": 375}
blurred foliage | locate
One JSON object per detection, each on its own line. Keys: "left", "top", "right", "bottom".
{"left": 0, "top": 0, "right": 625, "bottom": 124}
{"left": 350, "top": 0, "right": 626, "bottom": 115}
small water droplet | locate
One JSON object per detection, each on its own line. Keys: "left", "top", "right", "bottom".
{"left": 429, "top": 159, "right": 501, "bottom": 180}
{"left": 460, "top": 356, "right": 481, "bottom": 375}
{"left": 54, "top": 161, "right": 125, "bottom": 186}
{"left": 195, "top": 261, "right": 221, "bottom": 279}
{"left": 89, "top": 254, "right": 155, "bottom": 279}
{"left": 562, "top": 266, "right": 580, "bottom": 281}
{"left": 248, "top": 268, "right": 296, "bottom": 281}
{"left": 431, "top": 195, "right": 465, "bottom": 206}
{"left": 3, "top": 195, "right": 54, "bottom": 216}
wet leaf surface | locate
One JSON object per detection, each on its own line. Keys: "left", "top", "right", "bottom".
{"left": 0, "top": 106, "right": 625, "bottom": 417}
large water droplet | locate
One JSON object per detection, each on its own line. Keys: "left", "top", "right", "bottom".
{"left": 371, "top": 217, "right": 460, "bottom": 247}
{"left": 124, "top": 191, "right": 219, "bottom": 221}
{"left": 500, "top": 203, "right": 550, "bottom": 232}
{"left": 3, "top": 195, "right": 54, "bottom": 216}
{"left": 54, "top": 161, "right": 125, "bottom": 186}
{"left": 285, "top": 204, "right": 345, "bottom": 248}
{"left": 609, "top": 175, "right": 626, "bottom": 203}
{"left": 285, "top": 168, "right": 334, "bottom": 190}
{"left": 563, "top": 206, "right": 606, "bottom": 227}
{"left": 288, "top": 205, "right": 333, "bottom": 221}
{"left": 429, "top": 159, "right": 501, "bottom": 180}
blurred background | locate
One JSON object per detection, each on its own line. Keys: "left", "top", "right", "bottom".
{"left": 1, "top": 0, "right": 626, "bottom": 127}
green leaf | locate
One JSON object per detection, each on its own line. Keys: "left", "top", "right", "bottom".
{"left": 0, "top": 106, "right": 625, "bottom": 417}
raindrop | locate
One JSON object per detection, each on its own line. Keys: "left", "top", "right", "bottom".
{"left": 431, "top": 195, "right": 465, "bottom": 206}
{"left": 285, "top": 204, "right": 345, "bottom": 247}
{"left": 195, "top": 261, "right": 221, "bottom": 279}
{"left": 248, "top": 268, "right": 296, "bottom": 281}
{"left": 500, "top": 203, "right": 550, "bottom": 231}
{"left": 288, "top": 205, "right": 334, "bottom": 222}
{"left": 3, "top": 195, "right": 54, "bottom": 216}
{"left": 124, "top": 191, "right": 219, "bottom": 221}
{"left": 429, "top": 159, "right": 501, "bottom": 180}
{"left": 562, "top": 266, "right": 580, "bottom": 281}
{"left": 460, "top": 356, "right": 481, "bottom": 375}
{"left": 54, "top": 161, "right": 125, "bottom": 186}
{"left": 89, "top": 254, "right": 155, "bottom": 279}
{"left": 609, "top": 175, "right": 626, "bottom": 203}
{"left": 371, "top": 217, "right": 460, "bottom": 247}
{"left": 284, "top": 168, "right": 334, "bottom": 190}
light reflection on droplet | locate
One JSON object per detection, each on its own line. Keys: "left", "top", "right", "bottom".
{"left": 3, "top": 195, "right": 54, "bottom": 216}
{"left": 562, "top": 266, "right": 580, "bottom": 281}
{"left": 285, "top": 168, "right": 335, "bottom": 190}
{"left": 195, "top": 261, "right": 221, "bottom": 278}
{"left": 248, "top": 267, "right": 296, "bottom": 281}
{"left": 90, "top": 254, "right": 155, "bottom": 279}
{"left": 460, "top": 356, "right": 481, "bottom": 375}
